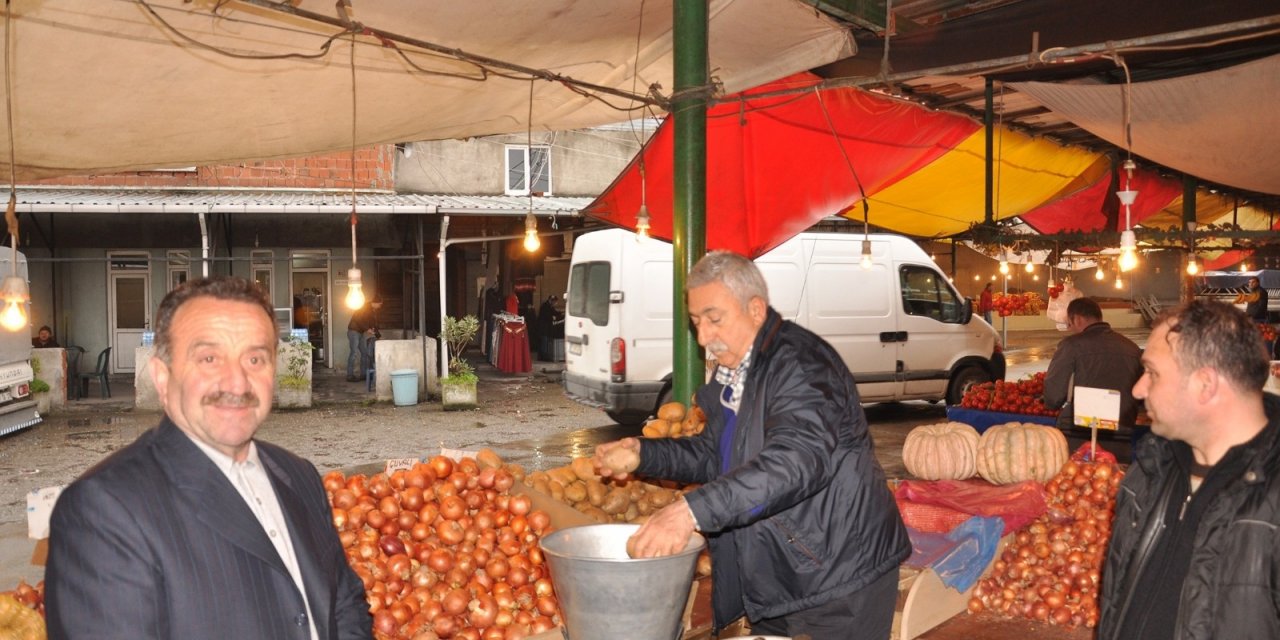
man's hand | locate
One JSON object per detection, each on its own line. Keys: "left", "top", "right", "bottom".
{"left": 627, "top": 496, "right": 696, "bottom": 558}
{"left": 593, "top": 438, "right": 641, "bottom": 481}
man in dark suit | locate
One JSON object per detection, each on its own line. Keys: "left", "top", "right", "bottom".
{"left": 45, "top": 277, "right": 372, "bottom": 640}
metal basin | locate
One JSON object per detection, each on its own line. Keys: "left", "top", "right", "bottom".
{"left": 540, "top": 523, "right": 706, "bottom": 640}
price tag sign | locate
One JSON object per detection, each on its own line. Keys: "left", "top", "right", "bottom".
{"left": 1073, "top": 386, "right": 1121, "bottom": 431}
{"left": 383, "top": 458, "right": 419, "bottom": 475}
{"left": 27, "top": 485, "right": 65, "bottom": 539}
{"left": 439, "top": 446, "right": 479, "bottom": 462}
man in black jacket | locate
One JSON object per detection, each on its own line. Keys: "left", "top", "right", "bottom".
{"left": 1043, "top": 297, "right": 1143, "bottom": 431}
{"left": 1098, "top": 299, "right": 1280, "bottom": 640}
{"left": 595, "top": 250, "right": 909, "bottom": 638}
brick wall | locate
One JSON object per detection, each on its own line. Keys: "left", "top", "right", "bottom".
{"left": 31, "top": 145, "right": 395, "bottom": 190}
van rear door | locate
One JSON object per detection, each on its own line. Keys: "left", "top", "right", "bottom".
{"left": 565, "top": 238, "right": 620, "bottom": 383}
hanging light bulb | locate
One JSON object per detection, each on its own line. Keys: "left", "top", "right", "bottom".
{"left": 1114, "top": 275, "right": 1124, "bottom": 290}
{"left": 523, "top": 213, "right": 541, "bottom": 252}
{"left": 998, "top": 257, "right": 1009, "bottom": 275}
{"left": 1118, "top": 229, "right": 1138, "bottom": 272}
{"left": 1240, "top": 262, "right": 1249, "bottom": 272}
{"left": 634, "top": 204, "right": 651, "bottom": 243}
{"left": 344, "top": 267, "right": 365, "bottom": 310}
{"left": 859, "top": 239, "right": 873, "bottom": 270}
{"left": 1095, "top": 264, "right": 1105, "bottom": 280}
{"left": 1186, "top": 256, "right": 1200, "bottom": 275}
{"left": 1032, "top": 274, "right": 1040, "bottom": 282}
{"left": 0, "top": 275, "right": 28, "bottom": 332}
{"left": 973, "top": 274, "right": 980, "bottom": 281}
{"left": 1024, "top": 261, "right": 1034, "bottom": 274}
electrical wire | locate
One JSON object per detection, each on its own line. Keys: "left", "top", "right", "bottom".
{"left": 815, "top": 87, "right": 870, "bottom": 235}
{"left": 4, "top": 0, "right": 19, "bottom": 277}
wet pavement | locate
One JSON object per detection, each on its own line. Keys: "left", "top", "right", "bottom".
{"left": 0, "top": 327, "right": 1149, "bottom": 593}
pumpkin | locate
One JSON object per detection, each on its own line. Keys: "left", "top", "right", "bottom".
{"left": 902, "top": 422, "right": 980, "bottom": 480}
{"left": 976, "top": 422, "right": 1069, "bottom": 484}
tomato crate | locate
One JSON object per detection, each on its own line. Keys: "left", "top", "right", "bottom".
{"left": 945, "top": 406, "right": 1057, "bottom": 433}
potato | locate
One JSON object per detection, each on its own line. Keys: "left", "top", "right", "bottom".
{"left": 547, "top": 465, "right": 578, "bottom": 487}
{"left": 657, "top": 401, "right": 686, "bottom": 423}
{"left": 505, "top": 463, "right": 526, "bottom": 484}
{"left": 642, "top": 419, "right": 671, "bottom": 438}
{"left": 636, "top": 499, "right": 654, "bottom": 516}
{"left": 564, "top": 480, "right": 588, "bottom": 503}
{"left": 602, "top": 447, "right": 640, "bottom": 475}
{"left": 683, "top": 405, "right": 706, "bottom": 434}
{"left": 476, "top": 448, "right": 504, "bottom": 469}
{"left": 600, "top": 487, "right": 630, "bottom": 515}
{"left": 623, "top": 503, "right": 639, "bottom": 522}
{"left": 571, "top": 457, "right": 597, "bottom": 482}
{"left": 531, "top": 477, "right": 551, "bottom": 496}
{"left": 627, "top": 482, "right": 647, "bottom": 501}
{"left": 578, "top": 505, "right": 611, "bottom": 523}
{"left": 526, "top": 470, "right": 549, "bottom": 486}
{"left": 632, "top": 514, "right": 651, "bottom": 525}
{"left": 647, "top": 490, "right": 674, "bottom": 508}
{"left": 586, "top": 479, "right": 608, "bottom": 507}
{"left": 548, "top": 479, "right": 565, "bottom": 501}
{"left": 696, "top": 550, "right": 713, "bottom": 576}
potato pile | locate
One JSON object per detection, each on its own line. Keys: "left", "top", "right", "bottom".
{"left": 642, "top": 401, "right": 706, "bottom": 439}
{"left": 522, "top": 455, "right": 692, "bottom": 526}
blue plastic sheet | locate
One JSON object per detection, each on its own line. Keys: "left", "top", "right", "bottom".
{"left": 906, "top": 516, "right": 1005, "bottom": 593}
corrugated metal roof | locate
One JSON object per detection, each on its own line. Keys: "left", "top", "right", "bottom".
{"left": 13, "top": 188, "right": 594, "bottom": 216}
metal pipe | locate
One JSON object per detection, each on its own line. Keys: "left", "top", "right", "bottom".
{"left": 438, "top": 215, "right": 451, "bottom": 383}
{"left": 734, "top": 16, "right": 1280, "bottom": 102}
{"left": 197, "top": 210, "right": 210, "bottom": 277}
{"left": 671, "top": 0, "right": 709, "bottom": 406}
{"left": 984, "top": 77, "right": 994, "bottom": 225}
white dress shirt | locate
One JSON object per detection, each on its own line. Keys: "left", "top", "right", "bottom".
{"left": 188, "top": 436, "right": 321, "bottom": 640}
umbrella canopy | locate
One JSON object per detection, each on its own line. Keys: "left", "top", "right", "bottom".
{"left": 586, "top": 71, "right": 1276, "bottom": 259}
{"left": 0, "top": 0, "right": 853, "bottom": 180}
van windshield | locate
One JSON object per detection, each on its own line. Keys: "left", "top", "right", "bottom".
{"left": 568, "top": 261, "right": 611, "bottom": 326}
{"left": 900, "top": 265, "right": 965, "bottom": 323}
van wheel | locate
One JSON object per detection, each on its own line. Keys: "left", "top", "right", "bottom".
{"left": 947, "top": 365, "right": 992, "bottom": 406}
{"left": 606, "top": 410, "right": 649, "bottom": 426}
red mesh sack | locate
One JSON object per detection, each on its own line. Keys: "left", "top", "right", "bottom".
{"left": 895, "top": 496, "right": 973, "bottom": 534}
{"left": 895, "top": 478, "right": 1047, "bottom": 535}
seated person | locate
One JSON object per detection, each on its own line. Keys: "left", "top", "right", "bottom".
{"left": 32, "top": 325, "right": 60, "bottom": 348}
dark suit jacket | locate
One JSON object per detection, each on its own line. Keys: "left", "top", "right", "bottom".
{"left": 45, "top": 418, "right": 372, "bottom": 640}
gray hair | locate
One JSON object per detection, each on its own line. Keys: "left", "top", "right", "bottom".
{"left": 1158, "top": 299, "right": 1268, "bottom": 393}
{"left": 687, "top": 250, "right": 769, "bottom": 309}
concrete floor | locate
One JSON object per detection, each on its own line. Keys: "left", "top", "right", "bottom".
{"left": 0, "top": 326, "right": 1149, "bottom": 638}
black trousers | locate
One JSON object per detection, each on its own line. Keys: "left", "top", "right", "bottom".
{"left": 747, "top": 567, "right": 898, "bottom": 640}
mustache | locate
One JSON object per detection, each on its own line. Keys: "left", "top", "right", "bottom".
{"left": 201, "top": 391, "right": 260, "bottom": 408}
{"left": 707, "top": 341, "right": 729, "bottom": 355}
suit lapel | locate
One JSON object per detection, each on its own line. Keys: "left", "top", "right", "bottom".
{"left": 153, "top": 420, "right": 290, "bottom": 577}
{"left": 262, "top": 447, "right": 334, "bottom": 640}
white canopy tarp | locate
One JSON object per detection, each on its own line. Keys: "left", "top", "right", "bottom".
{"left": 1012, "top": 53, "right": 1280, "bottom": 195}
{"left": 0, "top": 0, "right": 853, "bottom": 180}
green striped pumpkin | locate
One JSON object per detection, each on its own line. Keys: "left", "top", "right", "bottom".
{"left": 902, "top": 422, "right": 980, "bottom": 480}
{"left": 976, "top": 422, "right": 1068, "bottom": 484}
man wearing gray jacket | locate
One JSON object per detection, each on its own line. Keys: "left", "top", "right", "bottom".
{"left": 1043, "top": 297, "right": 1144, "bottom": 431}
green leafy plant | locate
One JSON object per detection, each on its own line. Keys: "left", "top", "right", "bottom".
{"left": 278, "top": 335, "right": 315, "bottom": 391}
{"left": 30, "top": 358, "right": 50, "bottom": 394}
{"left": 440, "top": 315, "right": 480, "bottom": 384}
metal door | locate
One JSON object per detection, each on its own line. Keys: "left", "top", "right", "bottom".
{"left": 109, "top": 272, "right": 150, "bottom": 373}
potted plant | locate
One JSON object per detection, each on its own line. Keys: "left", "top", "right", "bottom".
{"left": 440, "top": 315, "right": 479, "bottom": 411}
{"left": 275, "top": 335, "right": 314, "bottom": 409}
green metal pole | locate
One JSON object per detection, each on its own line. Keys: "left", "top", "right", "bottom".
{"left": 671, "top": 0, "right": 708, "bottom": 406}
{"left": 984, "top": 77, "right": 994, "bottom": 225}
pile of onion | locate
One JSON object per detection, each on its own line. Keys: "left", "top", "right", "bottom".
{"left": 967, "top": 459, "right": 1123, "bottom": 629}
{"left": 326, "top": 455, "right": 560, "bottom": 640}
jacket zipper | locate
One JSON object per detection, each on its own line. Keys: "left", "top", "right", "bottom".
{"left": 1109, "top": 476, "right": 1176, "bottom": 639}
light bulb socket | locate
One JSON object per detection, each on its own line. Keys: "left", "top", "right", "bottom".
{"left": 1119, "top": 229, "right": 1137, "bottom": 250}
{"left": 0, "top": 275, "right": 28, "bottom": 303}
{"left": 1116, "top": 190, "right": 1139, "bottom": 206}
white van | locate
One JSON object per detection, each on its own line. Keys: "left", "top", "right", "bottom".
{"left": 562, "top": 229, "right": 1005, "bottom": 424}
